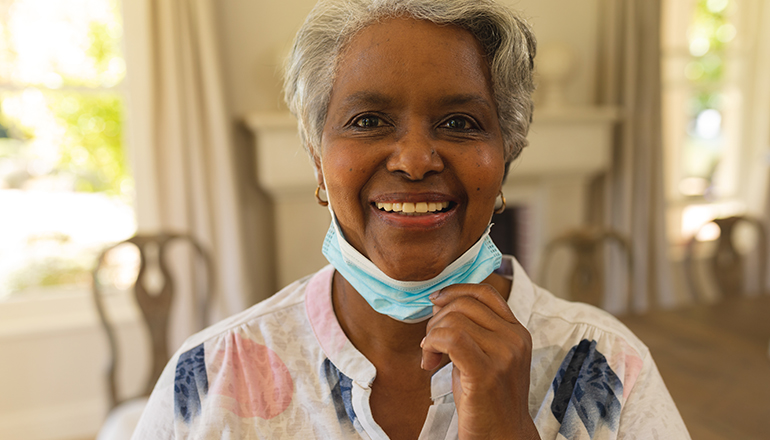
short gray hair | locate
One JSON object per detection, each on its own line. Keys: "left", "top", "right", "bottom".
{"left": 283, "top": 0, "right": 536, "bottom": 164}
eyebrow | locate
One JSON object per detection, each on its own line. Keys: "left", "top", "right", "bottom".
{"left": 340, "top": 91, "right": 393, "bottom": 109}
{"left": 437, "top": 94, "right": 494, "bottom": 110}
{"left": 339, "top": 91, "right": 493, "bottom": 111}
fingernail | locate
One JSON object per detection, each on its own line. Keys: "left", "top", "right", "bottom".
{"left": 420, "top": 356, "right": 425, "bottom": 370}
{"left": 429, "top": 290, "right": 441, "bottom": 301}
{"left": 420, "top": 337, "right": 425, "bottom": 348}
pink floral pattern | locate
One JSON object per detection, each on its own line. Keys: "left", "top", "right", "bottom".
{"left": 208, "top": 332, "right": 294, "bottom": 419}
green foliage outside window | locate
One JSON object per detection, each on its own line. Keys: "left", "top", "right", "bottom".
{"left": 50, "top": 92, "right": 129, "bottom": 197}
{"left": 687, "top": 0, "right": 732, "bottom": 85}
{"left": 0, "top": 0, "right": 134, "bottom": 298}
{"left": 680, "top": 0, "right": 734, "bottom": 195}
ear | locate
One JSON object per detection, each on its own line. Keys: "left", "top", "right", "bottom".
{"left": 312, "top": 152, "right": 324, "bottom": 189}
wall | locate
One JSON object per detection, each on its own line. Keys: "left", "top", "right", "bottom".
{"left": 0, "top": 292, "right": 148, "bottom": 440}
{"left": 213, "top": 0, "right": 602, "bottom": 303}
{"left": 213, "top": 0, "right": 318, "bottom": 304}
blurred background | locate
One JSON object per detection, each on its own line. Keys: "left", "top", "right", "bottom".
{"left": 0, "top": 0, "right": 768, "bottom": 439}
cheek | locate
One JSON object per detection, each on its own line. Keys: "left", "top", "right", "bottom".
{"left": 323, "top": 159, "right": 356, "bottom": 206}
{"left": 320, "top": 142, "right": 375, "bottom": 210}
{"left": 460, "top": 146, "right": 506, "bottom": 201}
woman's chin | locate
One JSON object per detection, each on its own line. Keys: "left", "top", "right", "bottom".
{"left": 375, "top": 257, "right": 448, "bottom": 281}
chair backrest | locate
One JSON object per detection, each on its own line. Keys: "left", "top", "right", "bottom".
{"left": 685, "top": 215, "right": 768, "bottom": 300}
{"left": 538, "top": 228, "right": 633, "bottom": 311}
{"left": 92, "top": 233, "right": 214, "bottom": 409}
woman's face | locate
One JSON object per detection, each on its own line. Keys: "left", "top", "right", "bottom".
{"left": 318, "top": 17, "right": 506, "bottom": 281}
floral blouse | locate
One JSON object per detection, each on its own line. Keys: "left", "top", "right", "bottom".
{"left": 132, "top": 257, "right": 691, "bottom": 439}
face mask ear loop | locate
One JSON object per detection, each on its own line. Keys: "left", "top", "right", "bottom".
{"left": 322, "top": 169, "right": 341, "bottom": 235}
{"left": 488, "top": 188, "right": 502, "bottom": 225}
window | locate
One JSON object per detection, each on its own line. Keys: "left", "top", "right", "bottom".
{"left": 662, "top": 0, "right": 766, "bottom": 244}
{"left": 0, "top": 0, "right": 135, "bottom": 299}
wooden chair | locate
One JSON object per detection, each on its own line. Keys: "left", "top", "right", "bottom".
{"left": 539, "top": 227, "right": 633, "bottom": 311}
{"left": 685, "top": 215, "right": 768, "bottom": 300}
{"left": 92, "top": 233, "right": 213, "bottom": 439}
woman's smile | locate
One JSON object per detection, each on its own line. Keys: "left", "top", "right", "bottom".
{"left": 370, "top": 195, "right": 457, "bottom": 230}
{"left": 374, "top": 201, "right": 451, "bottom": 215}
{"left": 318, "top": 17, "right": 506, "bottom": 281}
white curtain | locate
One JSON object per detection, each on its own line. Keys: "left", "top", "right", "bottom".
{"left": 124, "top": 0, "right": 250, "bottom": 347}
{"left": 750, "top": 2, "right": 770, "bottom": 292}
{"left": 597, "top": 0, "right": 674, "bottom": 312}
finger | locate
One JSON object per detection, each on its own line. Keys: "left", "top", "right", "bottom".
{"left": 427, "top": 295, "right": 508, "bottom": 334}
{"left": 424, "top": 324, "right": 533, "bottom": 392}
{"left": 427, "top": 306, "right": 528, "bottom": 363}
{"left": 422, "top": 306, "right": 497, "bottom": 371}
{"left": 420, "top": 336, "right": 444, "bottom": 370}
{"left": 430, "top": 283, "right": 518, "bottom": 324}
{"left": 421, "top": 315, "right": 491, "bottom": 375}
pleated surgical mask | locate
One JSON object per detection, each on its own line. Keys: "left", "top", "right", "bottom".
{"left": 321, "top": 212, "right": 502, "bottom": 323}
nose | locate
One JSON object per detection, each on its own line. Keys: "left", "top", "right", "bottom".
{"left": 386, "top": 127, "right": 444, "bottom": 180}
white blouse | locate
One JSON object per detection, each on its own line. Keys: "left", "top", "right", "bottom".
{"left": 132, "top": 256, "right": 691, "bottom": 439}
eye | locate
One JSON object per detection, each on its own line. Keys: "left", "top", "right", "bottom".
{"left": 353, "top": 115, "right": 385, "bottom": 128}
{"left": 440, "top": 116, "right": 478, "bottom": 130}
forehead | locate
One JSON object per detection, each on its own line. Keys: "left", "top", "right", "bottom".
{"left": 331, "top": 17, "right": 494, "bottom": 107}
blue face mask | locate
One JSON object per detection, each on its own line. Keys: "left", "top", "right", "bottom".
{"left": 321, "top": 214, "right": 503, "bottom": 323}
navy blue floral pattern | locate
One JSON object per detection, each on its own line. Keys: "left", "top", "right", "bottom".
{"left": 174, "top": 343, "right": 208, "bottom": 424}
{"left": 323, "top": 358, "right": 357, "bottom": 426}
{"left": 551, "top": 339, "right": 622, "bottom": 438}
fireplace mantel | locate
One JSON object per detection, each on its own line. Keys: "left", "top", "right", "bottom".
{"left": 244, "top": 107, "right": 619, "bottom": 289}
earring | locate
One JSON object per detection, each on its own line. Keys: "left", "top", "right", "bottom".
{"left": 315, "top": 186, "right": 328, "bottom": 206}
{"left": 494, "top": 191, "right": 506, "bottom": 215}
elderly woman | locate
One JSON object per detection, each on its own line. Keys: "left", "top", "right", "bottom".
{"left": 133, "top": 0, "right": 690, "bottom": 439}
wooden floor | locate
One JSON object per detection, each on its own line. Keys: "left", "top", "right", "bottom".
{"left": 620, "top": 295, "right": 770, "bottom": 440}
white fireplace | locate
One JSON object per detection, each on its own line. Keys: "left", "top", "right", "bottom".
{"left": 245, "top": 107, "right": 619, "bottom": 290}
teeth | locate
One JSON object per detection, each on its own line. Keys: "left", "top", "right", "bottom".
{"left": 376, "top": 201, "right": 449, "bottom": 214}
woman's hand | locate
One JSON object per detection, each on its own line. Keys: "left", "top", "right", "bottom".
{"left": 421, "top": 284, "right": 540, "bottom": 440}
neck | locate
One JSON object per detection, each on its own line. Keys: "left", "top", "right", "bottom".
{"left": 332, "top": 272, "right": 427, "bottom": 362}
{"left": 331, "top": 269, "right": 513, "bottom": 368}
